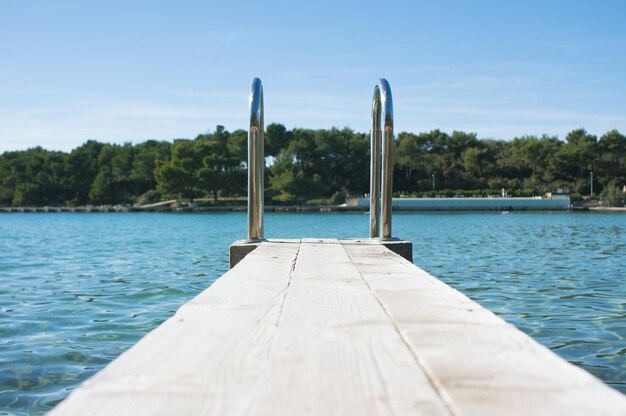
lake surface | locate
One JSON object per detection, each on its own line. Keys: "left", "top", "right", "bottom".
{"left": 0, "top": 212, "right": 624, "bottom": 414}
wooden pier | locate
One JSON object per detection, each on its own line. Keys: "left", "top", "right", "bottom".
{"left": 51, "top": 239, "right": 626, "bottom": 415}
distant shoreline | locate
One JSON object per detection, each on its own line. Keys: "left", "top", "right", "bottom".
{"left": 2, "top": 196, "right": 623, "bottom": 214}
{"left": 2, "top": 205, "right": 622, "bottom": 213}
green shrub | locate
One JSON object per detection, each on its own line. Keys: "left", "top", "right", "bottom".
{"left": 600, "top": 181, "right": 625, "bottom": 207}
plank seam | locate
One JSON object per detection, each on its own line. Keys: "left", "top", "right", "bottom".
{"left": 275, "top": 240, "right": 301, "bottom": 328}
{"left": 341, "top": 241, "right": 458, "bottom": 416}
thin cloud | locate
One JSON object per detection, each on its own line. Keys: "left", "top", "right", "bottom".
{"left": 399, "top": 104, "right": 626, "bottom": 124}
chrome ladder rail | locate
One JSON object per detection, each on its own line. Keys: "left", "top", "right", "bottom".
{"left": 248, "top": 78, "right": 264, "bottom": 241}
{"left": 370, "top": 78, "right": 394, "bottom": 239}
{"left": 369, "top": 86, "right": 382, "bottom": 238}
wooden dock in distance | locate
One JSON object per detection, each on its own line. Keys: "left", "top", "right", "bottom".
{"left": 51, "top": 239, "right": 626, "bottom": 415}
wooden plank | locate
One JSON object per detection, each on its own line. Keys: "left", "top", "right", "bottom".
{"left": 257, "top": 239, "right": 449, "bottom": 415}
{"left": 342, "top": 241, "right": 626, "bottom": 415}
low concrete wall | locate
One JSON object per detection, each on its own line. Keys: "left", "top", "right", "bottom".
{"left": 354, "top": 197, "right": 571, "bottom": 211}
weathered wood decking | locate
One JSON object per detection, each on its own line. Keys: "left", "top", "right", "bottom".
{"left": 51, "top": 239, "right": 626, "bottom": 415}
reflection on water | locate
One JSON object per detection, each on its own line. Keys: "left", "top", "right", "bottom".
{"left": 0, "top": 212, "right": 624, "bottom": 413}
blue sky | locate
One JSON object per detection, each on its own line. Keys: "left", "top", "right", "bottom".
{"left": 1, "top": 0, "right": 625, "bottom": 151}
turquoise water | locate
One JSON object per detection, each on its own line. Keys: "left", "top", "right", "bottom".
{"left": 0, "top": 212, "right": 624, "bottom": 414}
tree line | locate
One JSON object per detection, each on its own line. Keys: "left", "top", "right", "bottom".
{"left": 1, "top": 124, "right": 625, "bottom": 207}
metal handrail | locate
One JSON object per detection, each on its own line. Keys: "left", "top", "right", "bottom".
{"left": 369, "top": 86, "right": 382, "bottom": 238}
{"left": 248, "top": 78, "right": 264, "bottom": 241}
{"left": 370, "top": 78, "right": 394, "bottom": 239}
